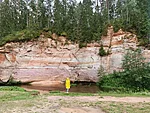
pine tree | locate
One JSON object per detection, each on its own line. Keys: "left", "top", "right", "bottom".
{"left": 61, "top": 0, "right": 68, "bottom": 32}
{"left": 0, "top": 0, "right": 12, "bottom": 37}
{"left": 46, "top": 0, "right": 53, "bottom": 29}
{"left": 18, "top": 0, "right": 28, "bottom": 30}
{"left": 79, "top": 0, "right": 93, "bottom": 43}
{"left": 66, "top": 0, "right": 77, "bottom": 41}
{"left": 92, "top": 1, "right": 102, "bottom": 41}
{"left": 28, "top": 0, "right": 37, "bottom": 29}
{"left": 53, "top": 0, "right": 63, "bottom": 34}
{"left": 148, "top": 0, "right": 150, "bottom": 41}
{"left": 0, "top": 0, "right": 149, "bottom": 47}
{"left": 136, "top": 0, "right": 149, "bottom": 39}
{"left": 122, "top": 49, "right": 150, "bottom": 90}
{"left": 37, "top": 0, "right": 47, "bottom": 29}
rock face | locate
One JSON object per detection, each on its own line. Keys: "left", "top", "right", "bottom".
{"left": 0, "top": 28, "right": 147, "bottom": 84}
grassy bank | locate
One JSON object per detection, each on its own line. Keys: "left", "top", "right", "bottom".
{"left": 0, "top": 86, "right": 150, "bottom": 113}
{"left": 49, "top": 90, "right": 150, "bottom": 97}
{"left": 0, "top": 86, "right": 39, "bottom": 101}
{"left": 49, "top": 91, "right": 95, "bottom": 96}
{"left": 98, "top": 91, "right": 150, "bottom": 97}
{"left": 1, "top": 86, "right": 150, "bottom": 97}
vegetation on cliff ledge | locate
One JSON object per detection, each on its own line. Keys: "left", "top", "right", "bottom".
{"left": 0, "top": 29, "right": 41, "bottom": 46}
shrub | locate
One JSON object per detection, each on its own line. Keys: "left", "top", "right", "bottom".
{"left": 43, "top": 28, "right": 50, "bottom": 32}
{"left": 60, "top": 32, "right": 67, "bottom": 37}
{"left": 98, "top": 45, "right": 107, "bottom": 56}
{"left": 98, "top": 71, "right": 124, "bottom": 88}
{"left": 0, "top": 29, "right": 41, "bottom": 46}
{"left": 98, "top": 48, "right": 150, "bottom": 92}
{"left": 138, "top": 38, "right": 149, "bottom": 46}
{"left": 79, "top": 42, "right": 87, "bottom": 48}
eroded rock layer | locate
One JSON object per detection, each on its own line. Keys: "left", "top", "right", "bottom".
{"left": 0, "top": 27, "right": 148, "bottom": 84}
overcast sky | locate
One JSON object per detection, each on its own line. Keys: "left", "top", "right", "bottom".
{"left": 77, "top": 0, "right": 83, "bottom": 3}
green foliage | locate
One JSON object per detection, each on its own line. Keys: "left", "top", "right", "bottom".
{"left": 99, "top": 45, "right": 107, "bottom": 56}
{"left": 43, "top": 28, "right": 50, "bottom": 32}
{"left": 121, "top": 49, "right": 150, "bottom": 91}
{"left": 60, "top": 32, "right": 67, "bottom": 37}
{"left": 98, "top": 49, "right": 150, "bottom": 92}
{"left": 0, "top": 29, "right": 41, "bottom": 46}
{"left": 122, "top": 49, "right": 145, "bottom": 71}
{"left": 0, "top": 0, "right": 149, "bottom": 46}
{"left": 71, "top": 83, "right": 77, "bottom": 87}
{"left": 101, "top": 24, "right": 109, "bottom": 36}
{"left": 98, "top": 72, "right": 124, "bottom": 90}
{"left": 79, "top": 42, "right": 87, "bottom": 48}
{"left": 138, "top": 38, "right": 149, "bottom": 46}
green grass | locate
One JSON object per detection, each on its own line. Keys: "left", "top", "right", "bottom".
{"left": 0, "top": 86, "right": 38, "bottom": 102}
{"left": 71, "top": 83, "right": 77, "bottom": 87}
{"left": 0, "top": 86, "right": 25, "bottom": 91}
{"left": 49, "top": 90, "right": 150, "bottom": 97}
{"left": 49, "top": 91, "right": 95, "bottom": 96}
{"left": 99, "top": 101, "right": 150, "bottom": 113}
{"left": 0, "top": 91, "right": 34, "bottom": 101}
{"left": 98, "top": 91, "right": 150, "bottom": 97}
{"left": 0, "top": 86, "right": 150, "bottom": 113}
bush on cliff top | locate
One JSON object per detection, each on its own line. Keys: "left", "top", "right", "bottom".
{"left": 0, "top": 29, "right": 41, "bottom": 46}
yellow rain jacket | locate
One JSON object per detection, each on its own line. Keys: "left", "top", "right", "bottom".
{"left": 65, "top": 78, "right": 70, "bottom": 89}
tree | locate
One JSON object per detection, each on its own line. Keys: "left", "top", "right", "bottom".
{"left": 91, "top": 1, "right": 102, "bottom": 41}
{"left": 98, "top": 48, "right": 150, "bottom": 91}
{"left": 53, "top": 0, "right": 63, "bottom": 34}
{"left": 37, "top": 0, "right": 47, "bottom": 29}
{"left": 122, "top": 49, "right": 150, "bottom": 91}
{"left": 46, "top": 0, "right": 53, "bottom": 29}
{"left": 136, "top": 0, "right": 149, "bottom": 39}
{"left": 122, "top": 49, "right": 146, "bottom": 71}
{"left": 28, "top": 0, "right": 37, "bottom": 29}
{"left": 79, "top": 0, "right": 93, "bottom": 43}
{"left": 0, "top": 0, "right": 12, "bottom": 37}
{"left": 0, "top": 0, "right": 149, "bottom": 47}
{"left": 18, "top": 0, "right": 28, "bottom": 30}
{"left": 66, "top": 0, "right": 77, "bottom": 41}
{"left": 148, "top": 0, "right": 150, "bottom": 41}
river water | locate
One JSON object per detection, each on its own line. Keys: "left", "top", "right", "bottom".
{"left": 21, "top": 83, "right": 100, "bottom": 93}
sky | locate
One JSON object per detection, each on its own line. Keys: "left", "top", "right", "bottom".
{"left": 77, "top": 0, "right": 83, "bottom": 3}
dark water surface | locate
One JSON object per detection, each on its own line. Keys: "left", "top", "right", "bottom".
{"left": 21, "top": 83, "right": 100, "bottom": 93}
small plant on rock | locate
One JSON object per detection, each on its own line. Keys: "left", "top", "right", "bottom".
{"left": 99, "top": 45, "right": 107, "bottom": 56}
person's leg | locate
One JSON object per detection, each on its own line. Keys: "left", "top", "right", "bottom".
{"left": 66, "top": 88, "right": 69, "bottom": 93}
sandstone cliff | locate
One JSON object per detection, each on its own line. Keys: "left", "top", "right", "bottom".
{"left": 0, "top": 27, "right": 148, "bottom": 85}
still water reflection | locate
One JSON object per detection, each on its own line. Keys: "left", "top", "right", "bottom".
{"left": 21, "top": 83, "right": 99, "bottom": 93}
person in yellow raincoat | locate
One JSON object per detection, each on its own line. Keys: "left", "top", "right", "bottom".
{"left": 65, "top": 78, "right": 70, "bottom": 93}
